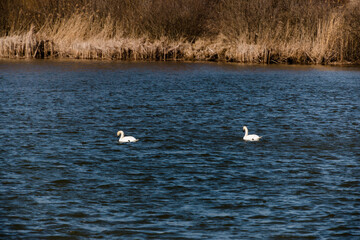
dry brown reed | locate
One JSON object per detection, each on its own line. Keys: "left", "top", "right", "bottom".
{"left": 0, "top": 0, "right": 359, "bottom": 64}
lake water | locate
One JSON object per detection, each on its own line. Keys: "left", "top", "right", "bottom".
{"left": 0, "top": 60, "right": 359, "bottom": 239}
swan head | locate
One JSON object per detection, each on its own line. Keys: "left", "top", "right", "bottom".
{"left": 243, "top": 126, "right": 247, "bottom": 131}
{"left": 117, "top": 130, "right": 123, "bottom": 136}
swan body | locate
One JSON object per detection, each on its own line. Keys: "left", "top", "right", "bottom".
{"left": 117, "top": 130, "right": 138, "bottom": 143}
{"left": 243, "top": 126, "right": 262, "bottom": 141}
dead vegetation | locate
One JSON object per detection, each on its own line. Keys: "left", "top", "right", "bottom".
{"left": 0, "top": 0, "right": 359, "bottom": 64}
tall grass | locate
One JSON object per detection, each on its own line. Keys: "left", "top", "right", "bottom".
{"left": 0, "top": 0, "right": 359, "bottom": 64}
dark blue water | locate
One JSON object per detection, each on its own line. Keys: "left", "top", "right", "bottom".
{"left": 0, "top": 60, "right": 359, "bottom": 239}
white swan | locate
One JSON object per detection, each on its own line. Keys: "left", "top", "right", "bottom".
{"left": 117, "top": 130, "right": 138, "bottom": 143}
{"left": 243, "top": 126, "right": 262, "bottom": 141}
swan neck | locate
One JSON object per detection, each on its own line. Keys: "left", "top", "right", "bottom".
{"left": 119, "top": 131, "right": 124, "bottom": 139}
{"left": 244, "top": 127, "right": 248, "bottom": 136}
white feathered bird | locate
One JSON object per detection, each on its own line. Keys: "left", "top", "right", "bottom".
{"left": 117, "top": 130, "right": 138, "bottom": 143}
{"left": 243, "top": 126, "right": 262, "bottom": 141}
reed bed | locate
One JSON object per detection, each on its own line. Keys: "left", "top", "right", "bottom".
{"left": 0, "top": 0, "right": 359, "bottom": 64}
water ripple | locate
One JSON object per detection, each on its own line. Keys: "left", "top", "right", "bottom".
{"left": 0, "top": 61, "right": 359, "bottom": 239}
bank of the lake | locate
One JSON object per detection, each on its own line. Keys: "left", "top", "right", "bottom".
{"left": 1, "top": 0, "right": 360, "bottom": 64}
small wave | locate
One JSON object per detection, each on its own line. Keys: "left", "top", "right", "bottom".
{"left": 51, "top": 179, "right": 74, "bottom": 185}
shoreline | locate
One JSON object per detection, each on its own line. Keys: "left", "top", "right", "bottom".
{"left": 0, "top": 34, "right": 359, "bottom": 66}
{"left": 1, "top": 56, "right": 359, "bottom": 68}
{"left": 1, "top": 1, "right": 359, "bottom": 65}
{"left": 0, "top": 0, "right": 360, "bottom": 65}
